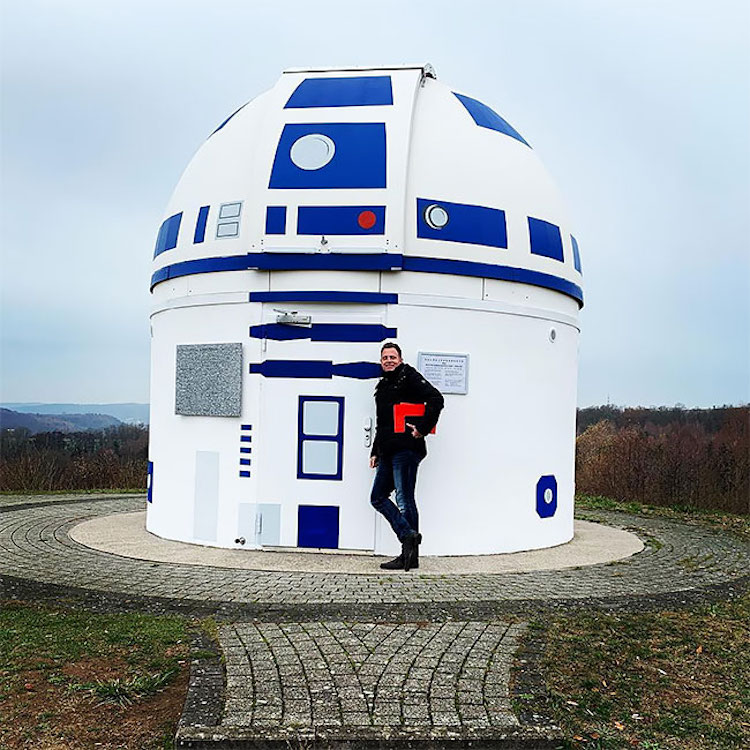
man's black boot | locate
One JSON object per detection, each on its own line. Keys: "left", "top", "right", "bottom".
{"left": 380, "top": 554, "right": 405, "bottom": 570}
{"left": 403, "top": 532, "right": 421, "bottom": 572}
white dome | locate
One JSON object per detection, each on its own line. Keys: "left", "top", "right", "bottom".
{"left": 150, "top": 64, "right": 583, "bottom": 307}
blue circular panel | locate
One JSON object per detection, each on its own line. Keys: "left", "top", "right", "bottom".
{"left": 536, "top": 475, "right": 557, "bottom": 519}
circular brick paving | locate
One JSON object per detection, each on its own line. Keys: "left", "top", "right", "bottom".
{"left": 2, "top": 496, "right": 748, "bottom": 615}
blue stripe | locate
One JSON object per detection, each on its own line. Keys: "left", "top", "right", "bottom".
{"left": 151, "top": 253, "right": 583, "bottom": 305}
{"left": 417, "top": 198, "right": 507, "bottom": 248}
{"left": 210, "top": 102, "right": 249, "bottom": 136}
{"left": 286, "top": 76, "right": 393, "bottom": 108}
{"left": 269, "top": 123, "right": 386, "bottom": 189}
{"left": 240, "top": 447, "right": 252, "bottom": 454}
{"left": 240, "top": 424, "right": 252, "bottom": 430}
{"left": 250, "top": 323, "right": 397, "bottom": 342}
{"left": 240, "top": 435, "right": 252, "bottom": 443}
{"left": 240, "top": 459, "right": 251, "bottom": 466}
{"left": 250, "top": 360, "right": 382, "bottom": 379}
{"left": 453, "top": 92, "right": 530, "bottom": 147}
{"left": 239, "top": 471, "right": 251, "bottom": 478}
{"left": 297, "top": 205, "right": 386, "bottom": 235}
{"left": 249, "top": 291, "right": 398, "bottom": 304}
{"left": 194, "top": 206, "right": 210, "bottom": 244}
{"left": 402, "top": 256, "right": 583, "bottom": 302}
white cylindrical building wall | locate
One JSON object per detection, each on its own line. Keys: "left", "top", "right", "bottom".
{"left": 146, "top": 65, "right": 583, "bottom": 555}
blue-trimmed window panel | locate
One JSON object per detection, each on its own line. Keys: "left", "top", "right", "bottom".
{"left": 249, "top": 291, "right": 398, "bottom": 304}
{"left": 265, "top": 206, "right": 286, "bottom": 235}
{"left": 286, "top": 76, "right": 393, "bottom": 108}
{"left": 417, "top": 198, "right": 507, "bottom": 249}
{"left": 528, "top": 217, "right": 564, "bottom": 262}
{"left": 216, "top": 202, "right": 242, "bottom": 239}
{"left": 297, "top": 205, "right": 386, "bottom": 235}
{"left": 269, "top": 123, "right": 386, "bottom": 189}
{"left": 153, "top": 212, "right": 182, "bottom": 258}
{"left": 297, "top": 396, "right": 344, "bottom": 480}
{"left": 250, "top": 323, "right": 397, "bottom": 343}
{"left": 193, "top": 206, "right": 210, "bottom": 244}
{"left": 453, "top": 92, "right": 530, "bottom": 147}
{"left": 147, "top": 461, "right": 153, "bottom": 503}
{"left": 298, "top": 505, "right": 339, "bottom": 549}
{"left": 571, "top": 235, "right": 582, "bottom": 273}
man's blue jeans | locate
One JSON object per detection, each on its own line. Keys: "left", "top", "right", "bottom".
{"left": 370, "top": 450, "right": 422, "bottom": 543}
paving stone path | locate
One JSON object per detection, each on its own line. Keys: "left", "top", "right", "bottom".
{"left": 2, "top": 496, "right": 748, "bottom": 748}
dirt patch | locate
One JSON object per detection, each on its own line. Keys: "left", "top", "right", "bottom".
{"left": 0, "top": 658, "right": 189, "bottom": 750}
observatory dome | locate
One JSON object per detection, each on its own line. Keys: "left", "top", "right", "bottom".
{"left": 147, "top": 64, "right": 583, "bottom": 557}
{"left": 151, "top": 64, "right": 582, "bottom": 308}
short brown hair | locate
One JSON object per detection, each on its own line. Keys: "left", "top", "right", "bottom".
{"left": 380, "top": 342, "right": 402, "bottom": 357}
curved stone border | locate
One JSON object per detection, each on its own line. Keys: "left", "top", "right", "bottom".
{"left": 69, "top": 511, "right": 644, "bottom": 575}
{"left": 1, "top": 497, "right": 748, "bottom": 616}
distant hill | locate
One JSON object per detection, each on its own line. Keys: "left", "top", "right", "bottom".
{"left": 3, "top": 402, "right": 149, "bottom": 424}
{"left": 0, "top": 408, "right": 124, "bottom": 434}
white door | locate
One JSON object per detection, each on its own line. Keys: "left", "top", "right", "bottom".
{"left": 254, "top": 302, "right": 390, "bottom": 551}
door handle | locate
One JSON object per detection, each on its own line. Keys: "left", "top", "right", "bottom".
{"left": 363, "top": 417, "right": 373, "bottom": 448}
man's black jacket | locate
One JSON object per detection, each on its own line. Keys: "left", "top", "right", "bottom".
{"left": 371, "top": 363, "right": 444, "bottom": 460}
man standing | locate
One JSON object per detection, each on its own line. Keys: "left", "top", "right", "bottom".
{"left": 370, "top": 342, "right": 444, "bottom": 571}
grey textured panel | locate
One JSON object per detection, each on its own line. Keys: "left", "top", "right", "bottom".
{"left": 257, "top": 503, "right": 281, "bottom": 546}
{"left": 175, "top": 343, "right": 242, "bottom": 417}
{"left": 193, "top": 451, "right": 219, "bottom": 542}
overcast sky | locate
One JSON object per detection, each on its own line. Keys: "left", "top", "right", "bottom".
{"left": 1, "top": 0, "right": 748, "bottom": 407}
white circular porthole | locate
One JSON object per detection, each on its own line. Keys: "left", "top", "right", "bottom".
{"left": 544, "top": 488, "right": 554, "bottom": 504}
{"left": 424, "top": 203, "right": 449, "bottom": 229}
{"left": 290, "top": 134, "right": 335, "bottom": 170}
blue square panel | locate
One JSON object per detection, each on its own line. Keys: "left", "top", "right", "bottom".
{"left": 528, "top": 217, "right": 564, "bottom": 262}
{"left": 298, "top": 505, "right": 339, "bottom": 549}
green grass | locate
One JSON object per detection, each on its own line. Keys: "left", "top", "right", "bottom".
{"left": 0, "top": 602, "right": 189, "bottom": 701}
{"left": 576, "top": 494, "right": 749, "bottom": 537}
{"left": 519, "top": 594, "right": 750, "bottom": 749}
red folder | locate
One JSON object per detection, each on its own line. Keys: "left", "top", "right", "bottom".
{"left": 393, "top": 403, "right": 436, "bottom": 434}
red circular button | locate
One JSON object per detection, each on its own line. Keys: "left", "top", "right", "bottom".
{"left": 357, "top": 210, "right": 377, "bottom": 229}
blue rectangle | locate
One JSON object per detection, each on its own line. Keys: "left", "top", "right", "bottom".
{"left": 240, "top": 424, "right": 252, "bottom": 431}
{"left": 571, "top": 235, "right": 582, "bottom": 273}
{"left": 453, "top": 92, "right": 530, "bottom": 147}
{"left": 194, "top": 206, "right": 210, "bottom": 244}
{"left": 240, "top": 459, "right": 251, "bottom": 466}
{"left": 265, "top": 206, "right": 286, "bottom": 234}
{"left": 529, "top": 217, "right": 564, "bottom": 262}
{"left": 248, "top": 291, "right": 398, "bottom": 304}
{"left": 286, "top": 76, "right": 393, "bottom": 108}
{"left": 417, "top": 198, "right": 507, "bottom": 249}
{"left": 297, "top": 205, "right": 386, "bottom": 235}
{"left": 154, "top": 212, "right": 182, "bottom": 257}
{"left": 147, "top": 461, "right": 153, "bottom": 503}
{"left": 250, "top": 323, "right": 396, "bottom": 343}
{"left": 240, "top": 435, "right": 252, "bottom": 443}
{"left": 269, "top": 123, "right": 386, "bottom": 189}
{"left": 240, "top": 447, "right": 252, "bottom": 454}
{"left": 297, "top": 505, "right": 339, "bottom": 549}
{"left": 239, "top": 470, "right": 251, "bottom": 478}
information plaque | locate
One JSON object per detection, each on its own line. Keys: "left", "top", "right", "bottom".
{"left": 417, "top": 352, "right": 469, "bottom": 395}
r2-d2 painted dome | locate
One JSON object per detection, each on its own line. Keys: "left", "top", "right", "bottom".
{"left": 147, "top": 64, "right": 583, "bottom": 556}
